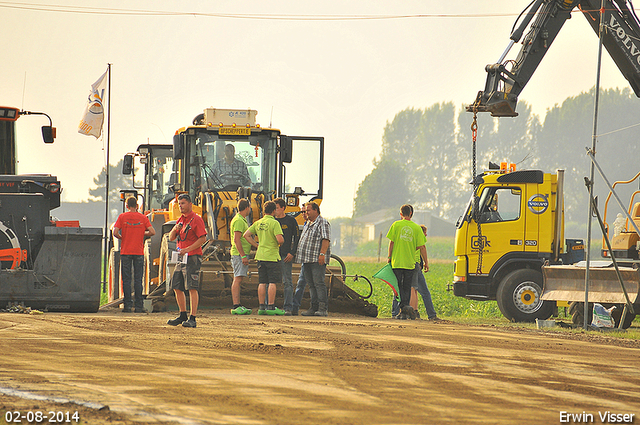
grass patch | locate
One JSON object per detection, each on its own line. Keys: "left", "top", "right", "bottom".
{"left": 340, "top": 259, "right": 502, "bottom": 319}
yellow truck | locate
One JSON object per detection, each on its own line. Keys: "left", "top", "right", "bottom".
{"left": 452, "top": 165, "right": 584, "bottom": 322}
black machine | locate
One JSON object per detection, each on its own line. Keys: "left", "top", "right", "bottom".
{"left": 468, "top": 0, "right": 640, "bottom": 117}
{"left": 0, "top": 107, "right": 102, "bottom": 312}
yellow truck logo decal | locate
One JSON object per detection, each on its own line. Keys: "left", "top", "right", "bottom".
{"left": 471, "top": 235, "right": 490, "bottom": 250}
{"left": 527, "top": 194, "right": 549, "bottom": 215}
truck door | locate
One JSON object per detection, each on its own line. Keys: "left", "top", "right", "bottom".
{"left": 469, "top": 186, "right": 525, "bottom": 275}
{"left": 279, "top": 136, "right": 324, "bottom": 205}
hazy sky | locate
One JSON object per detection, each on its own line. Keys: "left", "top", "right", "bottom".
{"left": 1, "top": 0, "right": 632, "bottom": 219}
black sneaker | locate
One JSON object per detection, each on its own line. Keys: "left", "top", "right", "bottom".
{"left": 122, "top": 307, "right": 132, "bottom": 313}
{"left": 182, "top": 318, "right": 197, "bottom": 328}
{"left": 167, "top": 316, "right": 186, "bottom": 326}
{"left": 134, "top": 308, "right": 146, "bottom": 313}
{"left": 291, "top": 309, "right": 299, "bottom": 316}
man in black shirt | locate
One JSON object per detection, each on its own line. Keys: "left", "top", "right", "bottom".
{"left": 274, "top": 198, "right": 300, "bottom": 315}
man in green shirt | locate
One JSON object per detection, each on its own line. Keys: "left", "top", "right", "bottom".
{"left": 230, "top": 199, "right": 253, "bottom": 315}
{"left": 244, "top": 201, "right": 285, "bottom": 315}
{"left": 387, "top": 204, "right": 427, "bottom": 320}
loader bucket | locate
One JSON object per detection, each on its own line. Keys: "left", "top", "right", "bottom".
{"left": 541, "top": 262, "right": 640, "bottom": 304}
{"left": 152, "top": 256, "right": 378, "bottom": 317}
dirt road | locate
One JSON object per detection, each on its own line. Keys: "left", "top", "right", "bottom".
{"left": 0, "top": 311, "right": 639, "bottom": 425}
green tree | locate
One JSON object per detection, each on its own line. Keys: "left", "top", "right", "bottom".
{"left": 540, "top": 87, "right": 640, "bottom": 229}
{"left": 412, "top": 102, "right": 466, "bottom": 218}
{"left": 353, "top": 159, "right": 410, "bottom": 217}
{"left": 88, "top": 159, "right": 133, "bottom": 204}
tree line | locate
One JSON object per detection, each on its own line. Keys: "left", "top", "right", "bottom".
{"left": 353, "top": 87, "right": 640, "bottom": 237}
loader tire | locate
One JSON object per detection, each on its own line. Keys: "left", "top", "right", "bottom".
{"left": 571, "top": 302, "right": 636, "bottom": 329}
{"left": 611, "top": 308, "right": 636, "bottom": 329}
{"left": 496, "top": 269, "right": 553, "bottom": 322}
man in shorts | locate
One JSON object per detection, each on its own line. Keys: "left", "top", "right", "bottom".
{"left": 167, "top": 194, "right": 207, "bottom": 328}
{"left": 230, "top": 199, "right": 253, "bottom": 315}
{"left": 244, "top": 201, "right": 285, "bottom": 315}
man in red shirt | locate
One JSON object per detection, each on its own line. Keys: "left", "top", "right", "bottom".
{"left": 113, "top": 197, "right": 156, "bottom": 313}
{"left": 167, "top": 194, "right": 207, "bottom": 328}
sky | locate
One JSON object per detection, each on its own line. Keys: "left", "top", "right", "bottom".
{"left": 1, "top": 0, "right": 633, "bottom": 221}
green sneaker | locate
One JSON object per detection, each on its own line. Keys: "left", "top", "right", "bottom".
{"left": 231, "top": 306, "right": 252, "bottom": 315}
{"left": 258, "top": 308, "right": 268, "bottom": 315}
{"left": 266, "top": 307, "right": 285, "bottom": 316}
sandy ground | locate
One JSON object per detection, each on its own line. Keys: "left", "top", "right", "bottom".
{"left": 0, "top": 310, "right": 639, "bottom": 425}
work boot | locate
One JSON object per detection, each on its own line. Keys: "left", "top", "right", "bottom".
{"left": 301, "top": 308, "right": 317, "bottom": 316}
{"left": 402, "top": 305, "right": 417, "bottom": 320}
{"left": 315, "top": 302, "right": 328, "bottom": 317}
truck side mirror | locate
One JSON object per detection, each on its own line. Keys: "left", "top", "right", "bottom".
{"left": 173, "top": 134, "right": 184, "bottom": 160}
{"left": 280, "top": 136, "right": 293, "bottom": 163}
{"left": 122, "top": 154, "right": 134, "bottom": 175}
{"left": 42, "top": 126, "right": 55, "bottom": 144}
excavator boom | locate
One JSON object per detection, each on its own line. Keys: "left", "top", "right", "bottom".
{"left": 468, "top": 0, "right": 640, "bottom": 117}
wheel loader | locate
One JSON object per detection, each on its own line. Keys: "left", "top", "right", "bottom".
{"left": 541, "top": 172, "right": 640, "bottom": 328}
{"left": 108, "top": 108, "right": 377, "bottom": 316}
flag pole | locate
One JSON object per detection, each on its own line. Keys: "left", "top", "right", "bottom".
{"left": 102, "top": 63, "right": 112, "bottom": 292}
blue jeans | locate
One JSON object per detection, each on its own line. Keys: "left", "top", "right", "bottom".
{"left": 392, "top": 263, "right": 437, "bottom": 318}
{"left": 280, "top": 259, "right": 293, "bottom": 311}
{"left": 121, "top": 255, "right": 144, "bottom": 310}
{"left": 303, "top": 262, "right": 327, "bottom": 311}
{"left": 292, "top": 264, "right": 306, "bottom": 312}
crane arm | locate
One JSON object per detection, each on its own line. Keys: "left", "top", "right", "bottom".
{"left": 468, "top": 0, "right": 640, "bottom": 117}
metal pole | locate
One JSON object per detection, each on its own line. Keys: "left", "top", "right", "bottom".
{"left": 102, "top": 63, "right": 112, "bottom": 292}
{"left": 584, "top": 0, "right": 606, "bottom": 329}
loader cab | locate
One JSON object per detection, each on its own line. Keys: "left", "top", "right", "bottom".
{"left": 123, "top": 144, "right": 176, "bottom": 211}
{"left": 174, "top": 125, "right": 324, "bottom": 209}
{"left": 181, "top": 129, "right": 278, "bottom": 197}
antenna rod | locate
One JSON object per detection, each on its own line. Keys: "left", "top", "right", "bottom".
{"left": 583, "top": 0, "right": 606, "bottom": 330}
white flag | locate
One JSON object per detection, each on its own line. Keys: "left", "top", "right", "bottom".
{"left": 78, "top": 69, "right": 108, "bottom": 138}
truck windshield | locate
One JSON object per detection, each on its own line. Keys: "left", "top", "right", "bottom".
{"left": 186, "top": 131, "right": 276, "bottom": 196}
{"left": 147, "top": 147, "right": 176, "bottom": 210}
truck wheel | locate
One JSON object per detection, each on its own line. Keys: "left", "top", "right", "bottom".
{"left": 496, "top": 269, "right": 553, "bottom": 322}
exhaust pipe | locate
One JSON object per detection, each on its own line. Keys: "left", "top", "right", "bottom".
{"left": 554, "top": 170, "right": 564, "bottom": 261}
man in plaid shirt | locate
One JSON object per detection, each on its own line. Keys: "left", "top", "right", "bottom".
{"left": 295, "top": 202, "right": 331, "bottom": 316}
